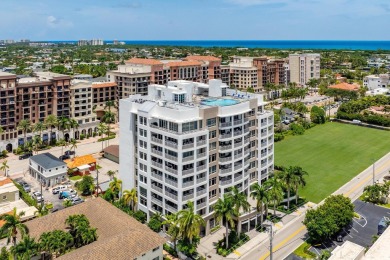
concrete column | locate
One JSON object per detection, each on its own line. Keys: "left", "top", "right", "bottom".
{"left": 237, "top": 219, "right": 242, "bottom": 234}
{"left": 205, "top": 219, "right": 211, "bottom": 235}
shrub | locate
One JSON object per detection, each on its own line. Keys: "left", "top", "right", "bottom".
{"left": 216, "top": 231, "right": 250, "bottom": 256}
{"left": 148, "top": 218, "right": 162, "bottom": 232}
{"left": 98, "top": 135, "right": 116, "bottom": 142}
{"left": 274, "top": 133, "right": 285, "bottom": 142}
{"left": 1, "top": 150, "right": 8, "bottom": 158}
{"left": 290, "top": 123, "right": 305, "bottom": 135}
{"left": 310, "top": 106, "right": 326, "bottom": 124}
{"left": 163, "top": 244, "right": 178, "bottom": 257}
{"left": 13, "top": 181, "right": 37, "bottom": 207}
{"left": 80, "top": 134, "right": 85, "bottom": 140}
{"left": 133, "top": 210, "right": 147, "bottom": 223}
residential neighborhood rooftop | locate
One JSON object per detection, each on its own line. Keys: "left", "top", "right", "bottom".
{"left": 328, "top": 82, "right": 360, "bottom": 91}
{"left": 64, "top": 154, "right": 96, "bottom": 169}
{"left": 30, "top": 153, "right": 67, "bottom": 169}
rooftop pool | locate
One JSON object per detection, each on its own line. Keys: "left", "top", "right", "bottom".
{"left": 201, "top": 98, "right": 239, "bottom": 107}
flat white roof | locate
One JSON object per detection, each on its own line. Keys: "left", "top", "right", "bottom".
{"left": 77, "top": 164, "right": 90, "bottom": 171}
{"left": 364, "top": 226, "right": 390, "bottom": 259}
{"left": 329, "top": 241, "right": 365, "bottom": 260}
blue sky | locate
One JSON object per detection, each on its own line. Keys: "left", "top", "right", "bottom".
{"left": 1, "top": 0, "right": 389, "bottom": 40}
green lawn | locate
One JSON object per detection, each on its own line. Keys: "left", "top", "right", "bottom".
{"left": 275, "top": 123, "right": 390, "bottom": 203}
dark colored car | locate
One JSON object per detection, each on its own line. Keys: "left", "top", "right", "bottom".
{"left": 65, "top": 150, "right": 75, "bottom": 156}
{"left": 19, "top": 152, "right": 33, "bottom": 160}
{"left": 59, "top": 154, "right": 70, "bottom": 160}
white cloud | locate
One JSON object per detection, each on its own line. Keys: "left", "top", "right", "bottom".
{"left": 46, "top": 15, "right": 73, "bottom": 29}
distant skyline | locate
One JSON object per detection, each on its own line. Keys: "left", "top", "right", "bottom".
{"left": 1, "top": 0, "right": 389, "bottom": 41}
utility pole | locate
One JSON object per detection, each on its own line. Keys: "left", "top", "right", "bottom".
{"left": 264, "top": 222, "right": 275, "bottom": 260}
{"left": 373, "top": 160, "right": 375, "bottom": 185}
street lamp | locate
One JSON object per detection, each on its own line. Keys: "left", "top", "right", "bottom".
{"left": 372, "top": 160, "right": 376, "bottom": 185}
{"left": 263, "top": 222, "right": 276, "bottom": 260}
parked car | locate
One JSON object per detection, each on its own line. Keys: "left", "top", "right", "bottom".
{"left": 22, "top": 183, "right": 31, "bottom": 193}
{"left": 59, "top": 189, "right": 77, "bottom": 199}
{"left": 32, "top": 191, "right": 44, "bottom": 203}
{"left": 64, "top": 150, "right": 75, "bottom": 156}
{"left": 59, "top": 154, "right": 70, "bottom": 161}
{"left": 19, "top": 152, "right": 33, "bottom": 160}
{"left": 52, "top": 185, "right": 70, "bottom": 194}
{"left": 71, "top": 197, "right": 84, "bottom": 205}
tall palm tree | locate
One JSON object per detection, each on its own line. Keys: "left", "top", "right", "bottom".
{"left": 57, "top": 117, "right": 70, "bottom": 141}
{"left": 33, "top": 121, "right": 46, "bottom": 140}
{"left": 177, "top": 201, "right": 205, "bottom": 244}
{"left": 32, "top": 135, "right": 42, "bottom": 154}
{"left": 230, "top": 186, "right": 250, "bottom": 215}
{"left": 10, "top": 235, "right": 38, "bottom": 260}
{"left": 34, "top": 205, "right": 49, "bottom": 217}
{"left": 122, "top": 188, "right": 138, "bottom": 211}
{"left": 102, "top": 111, "right": 115, "bottom": 147}
{"left": 44, "top": 115, "right": 57, "bottom": 145}
{"left": 97, "top": 122, "right": 108, "bottom": 151}
{"left": 69, "top": 118, "right": 79, "bottom": 139}
{"left": 69, "top": 139, "right": 78, "bottom": 158}
{"left": 95, "top": 164, "right": 102, "bottom": 196}
{"left": 264, "top": 177, "right": 284, "bottom": 216}
{"left": 57, "top": 138, "right": 67, "bottom": 156}
{"left": 109, "top": 177, "right": 122, "bottom": 198}
{"left": 17, "top": 119, "right": 31, "bottom": 148}
{"left": 162, "top": 213, "right": 180, "bottom": 251}
{"left": 39, "top": 231, "right": 52, "bottom": 259}
{"left": 0, "top": 160, "right": 9, "bottom": 177}
{"left": 250, "top": 183, "right": 269, "bottom": 227}
{"left": 279, "top": 167, "right": 295, "bottom": 209}
{"left": 0, "top": 208, "right": 29, "bottom": 246}
{"left": 291, "top": 166, "right": 308, "bottom": 204}
{"left": 213, "top": 194, "right": 237, "bottom": 249}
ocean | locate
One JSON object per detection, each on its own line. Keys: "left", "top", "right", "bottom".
{"left": 51, "top": 40, "right": 390, "bottom": 50}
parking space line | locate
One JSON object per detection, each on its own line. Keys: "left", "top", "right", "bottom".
{"left": 351, "top": 226, "right": 358, "bottom": 233}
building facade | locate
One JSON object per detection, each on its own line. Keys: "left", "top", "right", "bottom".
{"left": 363, "top": 74, "right": 390, "bottom": 90}
{"left": 0, "top": 72, "right": 70, "bottom": 152}
{"left": 29, "top": 153, "right": 68, "bottom": 187}
{"left": 119, "top": 79, "right": 274, "bottom": 235}
{"left": 92, "top": 82, "right": 118, "bottom": 121}
{"left": 289, "top": 53, "right": 321, "bottom": 86}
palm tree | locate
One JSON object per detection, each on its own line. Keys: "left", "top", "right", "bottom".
{"left": 109, "top": 177, "right": 122, "bottom": 198}
{"left": 250, "top": 183, "right": 269, "bottom": 227}
{"left": 33, "top": 121, "right": 46, "bottom": 140}
{"left": 17, "top": 119, "right": 31, "bottom": 148}
{"left": 264, "top": 177, "right": 284, "bottom": 216}
{"left": 291, "top": 166, "right": 308, "bottom": 204}
{"left": 279, "top": 167, "right": 295, "bottom": 209}
{"left": 177, "top": 201, "right": 205, "bottom": 244}
{"left": 0, "top": 208, "right": 29, "bottom": 246}
{"left": 69, "top": 139, "right": 78, "bottom": 158}
{"left": 57, "top": 138, "right": 67, "bottom": 156}
{"left": 34, "top": 205, "right": 49, "bottom": 217}
{"left": 102, "top": 111, "right": 115, "bottom": 147}
{"left": 230, "top": 186, "right": 250, "bottom": 214}
{"left": 122, "top": 188, "right": 138, "bottom": 211}
{"left": 10, "top": 235, "right": 38, "bottom": 260}
{"left": 213, "top": 194, "right": 237, "bottom": 249}
{"left": 57, "top": 117, "right": 70, "bottom": 141}
{"left": 69, "top": 118, "right": 79, "bottom": 139}
{"left": 0, "top": 160, "right": 9, "bottom": 177}
{"left": 162, "top": 213, "right": 180, "bottom": 251}
{"left": 44, "top": 115, "right": 57, "bottom": 145}
{"left": 95, "top": 164, "right": 102, "bottom": 196}
{"left": 63, "top": 199, "right": 73, "bottom": 208}
{"left": 97, "top": 122, "right": 108, "bottom": 151}
{"left": 32, "top": 135, "right": 42, "bottom": 154}
{"left": 106, "top": 170, "right": 117, "bottom": 180}
{"left": 38, "top": 231, "right": 52, "bottom": 259}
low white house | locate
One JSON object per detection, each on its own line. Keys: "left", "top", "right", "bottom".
{"left": 363, "top": 74, "right": 390, "bottom": 90}
{"left": 29, "top": 153, "right": 67, "bottom": 187}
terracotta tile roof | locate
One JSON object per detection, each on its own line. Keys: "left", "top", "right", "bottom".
{"left": 126, "top": 58, "right": 163, "bottom": 65}
{"left": 0, "top": 178, "right": 12, "bottom": 187}
{"left": 64, "top": 155, "right": 96, "bottom": 169}
{"left": 166, "top": 60, "right": 202, "bottom": 67}
{"left": 185, "top": 55, "right": 221, "bottom": 62}
{"left": 24, "top": 198, "right": 165, "bottom": 260}
{"left": 91, "top": 82, "right": 117, "bottom": 89}
{"left": 328, "top": 82, "right": 360, "bottom": 91}
{"left": 103, "top": 145, "right": 119, "bottom": 158}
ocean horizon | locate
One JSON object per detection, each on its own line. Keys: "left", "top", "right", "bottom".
{"left": 47, "top": 40, "right": 390, "bottom": 50}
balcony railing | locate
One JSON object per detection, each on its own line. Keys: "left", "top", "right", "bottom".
{"left": 197, "top": 152, "right": 206, "bottom": 158}
{"left": 220, "top": 168, "right": 232, "bottom": 174}
{"left": 165, "top": 191, "right": 178, "bottom": 201}
{"left": 151, "top": 197, "right": 163, "bottom": 206}
{"left": 234, "top": 131, "right": 242, "bottom": 136}
{"left": 220, "top": 156, "right": 232, "bottom": 163}
{"left": 165, "top": 204, "right": 178, "bottom": 213}
{"left": 220, "top": 122, "right": 232, "bottom": 128}
{"left": 151, "top": 172, "right": 163, "bottom": 181}
{"left": 220, "top": 133, "right": 232, "bottom": 139}
{"left": 197, "top": 140, "right": 207, "bottom": 146}
{"left": 182, "top": 168, "right": 194, "bottom": 175}
{"left": 151, "top": 161, "right": 163, "bottom": 169}
{"left": 234, "top": 119, "right": 242, "bottom": 125}
{"left": 234, "top": 175, "right": 243, "bottom": 182}
{"left": 234, "top": 163, "right": 243, "bottom": 169}
{"left": 183, "top": 193, "right": 194, "bottom": 201}
{"left": 165, "top": 167, "right": 178, "bottom": 175}
{"left": 165, "top": 154, "right": 178, "bottom": 162}
{"left": 197, "top": 177, "right": 207, "bottom": 184}
{"left": 165, "top": 179, "right": 178, "bottom": 188}
{"left": 220, "top": 145, "right": 232, "bottom": 151}
{"left": 151, "top": 137, "right": 163, "bottom": 144}
{"left": 183, "top": 143, "right": 194, "bottom": 149}
{"left": 197, "top": 202, "right": 207, "bottom": 209}
{"left": 152, "top": 149, "right": 163, "bottom": 156}
{"left": 151, "top": 185, "right": 163, "bottom": 193}
{"left": 182, "top": 156, "right": 194, "bottom": 162}
{"left": 197, "top": 165, "right": 207, "bottom": 171}
{"left": 234, "top": 141, "right": 243, "bottom": 147}
{"left": 220, "top": 179, "right": 232, "bottom": 186}
{"left": 196, "top": 189, "right": 207, "bottom": 197}
{"left": 165, "top": 141, "right": 178, "bottom": 149}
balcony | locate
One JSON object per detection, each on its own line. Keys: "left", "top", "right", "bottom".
{"left": 151, "top": 185, "right": 163, "bottom": 194}
{"left": 182, "top": 181, "right": 194, "bottom": 188}
{"left": 182, "top": 168, "right": 194, "bottom": 175}
{"left": 244, "top": 138, "right": 250, "bottom": 144}
{"left": 183, "top": 143, "right": 194, "bottom": 149}
{"left": 197, "top": 140, "right": 207, "bottom": 146}
{"left": 165, "top": 166, "right": 178, "bottom": 175}
{"left": 244, "top": 118, "right": 249, "bottom": 123}
{"left": 165, "top": 179, "right": 178, "bottom": 188}
{"left": 234, "top": 119, "right": 242, "bottom": 125}
{"left": 182, "top": 156, "right": 194, "bottom": 162}
{"left": 197, "top": 177, "right": 207, "bottom": 184}
{"left": 220, "top": 133, "right": 232, "bottom": 139}
{"left": 234, "top": 175, "right": 243, "bottom": 182}
{"left": 165, "top": 204, "right": 178, "bottom": 213}
{"left": 151, "top": 197, "right": 163, "bottom": 206}
{"left": 165, "top": 191, "right": 178, "bottom": 201}
{"left": 220, "top": 179, "right": 232, "bottom": 186}
{"left": 151, "top": 161, "right": 163, "bottom": 169}
{"left": 183, "top": 193, "right": 194, "bottom": 201}
{"left": 234, "top": 141, "right": 243, "bottom": 147}
{"left": 197, "top": 152, "right": 206, "bottom": 158}
{"left": 219, "top": 156, "right": 232, "bottom": 163}
{"left": 261, "top": 152, "right": 267, "bottom": 158}
{"left": 197, "top": 165, "right": 207, "bottom": 172}
{"left": 151, "top": 172, "right": 163, "bottom": 181}
{"left": 261, "top": 142, "right": 267, "bottom": 148}
{"left": 261, "top": 163, "right": 267, "bottom": 168}
{"left": 196, "top": 189, "right": 207, "bottom": 197}
{"left": 219, "top": 167, "right": 233, "bottom": 174}
{"left": 165, "top": 154, "right": 178, "bottom": 162}
{"left": 220, "top": 145, "right": 232, "bottom": 151}
{"left": 197, "top": 202, "right": 207, "bottom": 209}
{"left": 151, "top": 149, "right": 163, "bottom": 156}
{"left": 234, "top": 163, "right": 243, "bottom": 169}
{"left": 233, "top": 131, "right": 242, "bottom": 137}
{"left": 151, "top": 137, "right": 163, "bottom": 144}
{"left": 165, "top": 141, "right": 178, "bottom": 149}
{"left": 220, "top": 122, "right": 232, "bottom": 128}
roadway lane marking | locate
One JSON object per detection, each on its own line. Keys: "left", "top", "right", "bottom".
{"left": 234, "top": 250, "right": 241, "bottom": 256}
{"left": 344, "top": 160, "right": 390, "bottom": 197}
{"left": 259, "top": 225, "right": 306, "bottom": 260}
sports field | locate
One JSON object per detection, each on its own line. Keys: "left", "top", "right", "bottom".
{"left": 275, "top": 122, "right": 390, "bottom": 203}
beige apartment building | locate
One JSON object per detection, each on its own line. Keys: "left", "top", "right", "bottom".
{"left": 92, "top": 82, "right": 118, "bottom": 120}
{"left": 0, "top": 72, "right": 70, "bottom": 151}
{"left": 289, "top": 53, "right": 321, "bottom": 86}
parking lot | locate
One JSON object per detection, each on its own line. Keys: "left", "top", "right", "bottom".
{"left": 309, "top": 199, "right": 390, "bottom": 256}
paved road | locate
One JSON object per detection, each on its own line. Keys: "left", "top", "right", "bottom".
{"left": 241, "top": 152, "right": 390, "bottom": 260}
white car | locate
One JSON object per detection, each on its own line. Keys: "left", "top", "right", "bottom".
{"left": 32, "top": 191, "right": 44, "bottom": 203}
{"left": 52, "top": 185, "right": 71, "bottom": 194}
